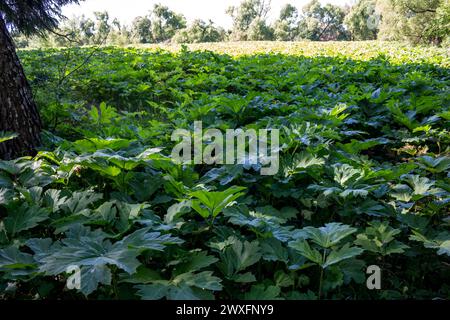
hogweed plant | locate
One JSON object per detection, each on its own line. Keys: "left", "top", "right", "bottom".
{"left": 0, "top": 42, "right": 449, "bottom": 300}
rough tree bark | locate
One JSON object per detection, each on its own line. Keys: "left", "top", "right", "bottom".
{"left": 0, "top": 15, "right": 42, "bottom": 160}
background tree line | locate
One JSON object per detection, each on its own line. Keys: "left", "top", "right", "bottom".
{"left": 13, "top": 0, "right": 450, "bottom": 47}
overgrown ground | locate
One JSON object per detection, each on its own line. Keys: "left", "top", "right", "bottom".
{"left": 0, "top": 41, "right": 449, "bottom": 300}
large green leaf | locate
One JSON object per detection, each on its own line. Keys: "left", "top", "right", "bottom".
{"left": 0, "top": 132, "right": 18, "bottom": 144}
{"left": 80, "top": 264, "right": 112, "bottom": 296}
{"left": 283, "top": 151, "right": 325, "bottom": 176}
{"left": 0, "top": 188, "right": 13, "bottom": 205}
{"left": 27, "top": 225, "right": 182, "bottom": 295}
{"left": 303, "top": 223, "right": 357, "bottom": 248}
{"left": 190, "top": 186, "right": 246, "bottom": 219}
{"left": 72, "top": 138, "right": 131, "bottom": 153}
{"left": 288, "top": 239, "right": 323, "bottom": 265}
{"left": 4, "top": 204, "right": 50, "bottom": 236}
{"left": 418, "top": 156, "right": 450, "bottom": 173}
{"left": 218, "top": 239, "right": 261, "bottom": 278}
{"left": 135, "top": 271, "right": 222, "bottom": 300}
{"left": 323, "top": 244, "right": 364, "bottom": 268}
{"left": 136, "top": 283, "right": 204, "bottom": 300}
{"left": 173, "top": 271, "right": 222, "bottom": 291}
{"left": 333, "top": 164, "right": 364, "bottom": 187}
{"left": 410, "top": 231, "right": 450, "bottom": 257}
{"left": 61, "top": 190, "right": 103, "bottom": 215}
{"left": 355, "top": 221, "right": 409, "bottom": 256}
{"left": 0, "top": 246, "right": 35, "bottom": 270}
{"left": 243, "top": 284, "right": 282, "bottom": 300}
{"left": 173, "top": 251, "right": 218, "bottom": 275}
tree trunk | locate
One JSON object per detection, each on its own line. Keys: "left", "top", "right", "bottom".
{"left": 0, "top": 15, "right": 42, "bottom": 160}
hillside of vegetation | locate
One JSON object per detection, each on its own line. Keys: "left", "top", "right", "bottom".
{"left": 0, "top": 41, "right": 449, "bottom": 300}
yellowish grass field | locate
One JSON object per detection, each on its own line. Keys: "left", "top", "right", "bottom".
{"left": 130, "top": 41, "right": 450, "bottom": 67}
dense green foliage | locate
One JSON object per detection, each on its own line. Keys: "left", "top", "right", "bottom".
{"left": 172, "top": 20, "right": 227, "bottom": 44}
{"left": 0, "top": 0, "right": 81, "bottom": 35}
{"left": 377, "top": 0, "right": 450, "bottom": 45}
{"left": 344, "top": 0, "right": 379, "bottom": 41}
{"left": 226, "top": 0, "right": 273, "bottom": 41}
{"left": 0, "top": 42, "right": 449, "bottom": 300}
{"left": 13, "top": 0, "right": 449, "bottom": 47}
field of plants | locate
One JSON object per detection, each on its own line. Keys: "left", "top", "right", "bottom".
{"left": 0, "top": 41, "right": 449, "bottom": 300}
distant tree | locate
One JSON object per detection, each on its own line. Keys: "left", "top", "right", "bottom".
{"left": 227, "top": 0, "right": 272, "bottom": 40}
{"left": 344, "top": 0, "right": 379, "bottom": 40}
{"left": 273, "top": 4, "right": 300, "bottom": 41}
{"left": 92, "top": 11, "right": 111, "bottom": 44}
{"left": 109, "top": 18, "right": 131, "bottom": 46}
{"left": 0, "top": 0, "right": 82, "bottom": 159}
{"left": 78, "top": 15, "right": 95, "bottom": 44}
{"left": 52, "top": 11, "right": 110, "bottom": 46}
{"left": 151, "top": 4, "right": 186, "bottom": 43}
{"left": 131, "top": 16, "right": 152, "bottom": 43}
{"left": 26, "top": 4, "right": 188, "bottom": 46}
{"left": 247, "top": 17, "right": 274, "bottom": 40}
{"left": 377, "top": 0, "right": 450, "bottom": 45}
{"left": 173, "top": 19, "right": 226, "bottom": 43}
{"left": 298, "top": 0, "right": 348, "bottom": 41}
